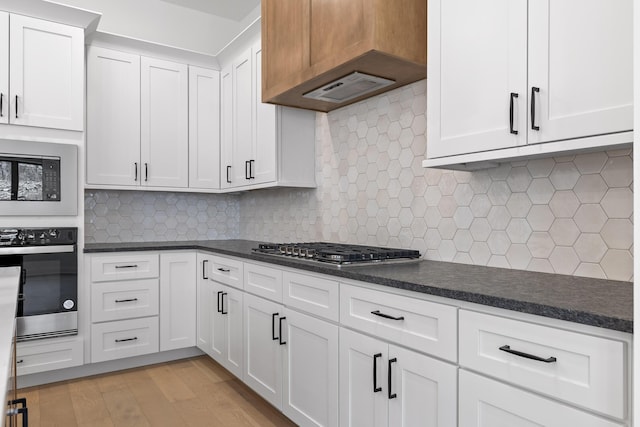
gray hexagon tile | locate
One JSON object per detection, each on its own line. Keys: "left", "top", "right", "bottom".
{"left": 86, "top": 80, "right": 633, "bottom": 282}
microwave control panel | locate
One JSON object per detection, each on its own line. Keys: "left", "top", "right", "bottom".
{"left": 42, "top": 158, "right": 61, "bottom": 201}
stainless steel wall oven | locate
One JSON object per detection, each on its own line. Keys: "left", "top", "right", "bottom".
{"left": 0, "top": 227, "right": 78, "bottom": 341}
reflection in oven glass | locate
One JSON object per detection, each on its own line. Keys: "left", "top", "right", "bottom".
{"left": 18, "top": 162, "right": 43, "bottom": 200}
{"left": 0, "top": 160, "right": 10, "bottom": 200}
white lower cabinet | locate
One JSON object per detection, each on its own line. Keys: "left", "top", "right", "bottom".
{"left": 243, "top": 292, "right": 284, "bottom": 408}
{"left": 16, "top": 336, "right": 83, "bottom": 376}
{"left": 159, "top": 252, "right": 196, "bottom": 351}
{"left": 459, "top": 370, "right": 623, "bottom": 427}
{"left": 282, "top": 308, "right": 339, "bottom": 427}
{"left": 209, "top": 280, "right": 244, "bottom": 378}
{"left": 339, "top": 328, "right": 457, "bottom": 427}
{"left": 91, "top": 317, "right": 159, "bottom": 363}
{"left": 243, "top": 273, "right": 339, "bottom": 427}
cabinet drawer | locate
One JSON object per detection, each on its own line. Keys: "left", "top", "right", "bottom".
{"left": 245, "top": 263, "right": 283, "bottom": 302}
{"left": 91, "top": 317, "right": 159, "bottom": 363}
{"left": 459, "top": 310, "right": 626, "bottom": 419}
{"left": 91, "top": 279, "right": 159, "bottom": 322}
{"left": 340, "top": 284, "right": 457, "bottom": 361}
{"left": 91, "top": 253, "right": 159, "bottom": 282}
{"left": 283, "top": 271, "right": 338, "bottom": 321}
{"left": 209, "top": 255, "right": 243, "bottom": 289}
{"left": 459, "top": 370, "right": 623, "bottom": 427}
{"left": 16, "top": 337, "right": 83, "bottom": 376}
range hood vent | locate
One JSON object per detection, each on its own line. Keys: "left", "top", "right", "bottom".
{"left": 302, "top": 72, "right": 395, "bottom": 104}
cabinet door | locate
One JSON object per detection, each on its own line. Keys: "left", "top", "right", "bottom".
{"left": 222, "top": 286, "right": 244, "bottom": 379}
{"left": 528, "top": 0, "right": 632, "bottom": 144}
{"left": 196, "top": 254, "right": 212, "bottom": 355}
{"left": 232, "top": 48, "right": 254, "bottom": 186}
{"left": 87, "top": 47, "right": 141, "bottom": 186}
{"left": 243, "top": 293, "right": 283, "bottom": 409}
{"left": 209, "top": 280, "right": 226, "bottom": 363}
{"left": 282, "top": 308, "right": 338, "bottom": 427}
{"left": 387, "top": 345, "right": 457, "bottom": 427}
{"left": 426, "top": 0, "right": 527, "bottom": 158}
{"left": 339, "top": 328, "right": 388, "bottom": 427}
{"left": 459, "top": 370, "right": 623, "bottom": 427}
{"left": 160, "top": 252, "right": 196, "bottom": 351}
{"left": 9, "top": 14, "right": 83, "bottom": 130}
{"left": 141, "top": 57, "right": 188, "bottom": 188}
{"left": 0, "top": 12, "right": 7, "bottom": 125}
{"left": 220, "top": 65, "right": 234, "bottom": 189}
{"left": 189, "top": 66, "right": 220, "bottom": 190}
{"left": 252, "top": 41, "right": 277, "bottom": 185}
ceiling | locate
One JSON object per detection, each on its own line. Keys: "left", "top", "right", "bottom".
{"left": 159, "top": 0, "right": 260, "bottom": 21}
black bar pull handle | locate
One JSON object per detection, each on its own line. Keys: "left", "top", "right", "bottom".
{"left": 115, "top": 298, "right": 138, "bottom": 303}
{"left": 250, "top": 159, "right": 255, "bottom": 179}
{"left": 115, "top": 337, "right": 138, "bottom": 343}
{"left": 272, "top": 312, "right": 279, "bottom": 340}
{"left": 0, "top": 92, "right": 3, "bottom": 117}
{"left": 531, "top": 87, "right": 540, "bottom": 131}
{"left": 279, "top": 316, "right": 286, "bottom": 345}
{"left": 15, "top": 95, "right": 18, "bottom": 118}
{"left": 245, "top": 160, "right": 250, "bottom": 180}
{"left": 371, "top": 310, "right": 405, "bottom": 321}
{"left": 388, "top": 357, "right": 397, "bottom": 399}
{"left": 115, "top": 264, "right": 138, "bottom": 269}
{"left": 217, "top": 267, "right": 230, "bottom": 273}
{"left": 134, "top": 162, "right": 138, "bottom": 181}
{"left": 145, "top": 163, "right": 149, "bottom": 181}
{"left": 202, "top": 259, "right": 209, "bottom": 279}
{"left": 226, "top": 165, "right": 231, "bottom": 183}
{"left": 10, "top": 397, "right": 28, "bottom": 427}
{"left": 217, "top": 291, "right": 223, "bottom": 313}
{"left": 509, "top": 92, "right": 519, "bottom": 134}
{"left": 221, "top": 292, "right": 228, "bottom": 315}
{"left": 373, "top": 353, "right": 382, "bottom": 393}
{"left": 499, "top": 345, "right": 557, "bottom": 363}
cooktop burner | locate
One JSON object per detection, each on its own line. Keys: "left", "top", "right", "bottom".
{"left": 252, "top": 242, "right": 421, "bottom": 266}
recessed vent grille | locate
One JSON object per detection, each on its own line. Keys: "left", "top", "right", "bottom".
{"left": 303, "top": 72, "right": 395, "bottom": 104}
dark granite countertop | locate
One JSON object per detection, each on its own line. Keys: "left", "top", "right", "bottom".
{"left": 85, "top": 239, "right": 633, "bottom": 333}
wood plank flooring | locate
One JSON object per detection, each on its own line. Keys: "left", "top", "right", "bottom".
{"left": 18, "top": 356, "right": 296, "bottom": 427}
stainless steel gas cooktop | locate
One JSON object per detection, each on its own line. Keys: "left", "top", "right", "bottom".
{"left": 252, "top": 242, "right": 421, "bottom": 266}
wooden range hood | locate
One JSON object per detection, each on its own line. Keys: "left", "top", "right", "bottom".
{"left": 261, "top": 0, "right": 427, "bottom": 113}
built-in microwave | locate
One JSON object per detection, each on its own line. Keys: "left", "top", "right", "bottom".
{"left": 0, "top": 139, "right": 77, "bottom": 216}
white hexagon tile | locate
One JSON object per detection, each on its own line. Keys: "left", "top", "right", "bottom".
{"left": 86, "top": 80, "right": 634, "bottom": 282}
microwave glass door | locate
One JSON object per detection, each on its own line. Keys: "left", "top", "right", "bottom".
{"left": 17, "top": 161, "right": 43, "bottom": 201}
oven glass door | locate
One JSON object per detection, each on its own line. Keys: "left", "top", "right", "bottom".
{"left": 0, "top": 249, "right": 78, "bottom": 317}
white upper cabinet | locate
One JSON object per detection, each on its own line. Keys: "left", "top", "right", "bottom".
{"left": 1, "top": 13, "right": 83, "bottom": 130}
{"left": 527, "top": 0, "right": 633, "bottom": 144}
{"left": 188, "top": 66, "right": 220, "bottom": 190}
{"left": 220, "top": 39, "right": 316, "bottom": 191}
{"left": 0, "top": 12, "right": 7, "bottom": 125}
{"left": 425, "top": 0, "right": 633, "bottom": 167}
{"left": 87, "top": 46, "right": 141, "bottom": 187}
{"left": 141, "top": 57, "right": 188, "bottom": 188}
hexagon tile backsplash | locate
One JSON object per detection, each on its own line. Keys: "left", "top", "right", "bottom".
{"left": 86, "top": 80, "right": 634, "bottom": 282}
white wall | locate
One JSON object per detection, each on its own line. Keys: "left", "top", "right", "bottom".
{"left": 53, "top": 0, "right": 258, "bottom": 55}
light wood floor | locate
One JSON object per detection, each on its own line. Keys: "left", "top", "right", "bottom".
{"left": 18, "top": 356, "right": 296, "bottom": 427}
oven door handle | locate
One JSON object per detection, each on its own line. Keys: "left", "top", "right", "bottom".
{"left": 0, "top": 245, "right": 75, "bottom": 255}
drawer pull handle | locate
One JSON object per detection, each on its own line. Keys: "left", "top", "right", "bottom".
{"left": 499, "top": 345, "right": 557, "bottom": 363}
{"left": 115, "top": 264, "right": 138, "bottom": 269}
{"left": 388, "top": 357, "right": 397, "bottom": 399}
{"left": 279, "top": 317, "right": 286, "bottom": 345}
{"left": 373, "top": 353, "right": 382, "bottom": 393}
{"left": 115, "top": 298, "right": 138, "bottom": 303}
{"left": 217, "top": 267, "right": 230, "bottom": 273}
{"left": 115, "top": 337, "right": 138, "bottom": 343}
{"left": 272, "top": 312, "right": 279, "bottom": 340}
{"left": 371, "top": 310, "right": 405, "bottom": 321}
